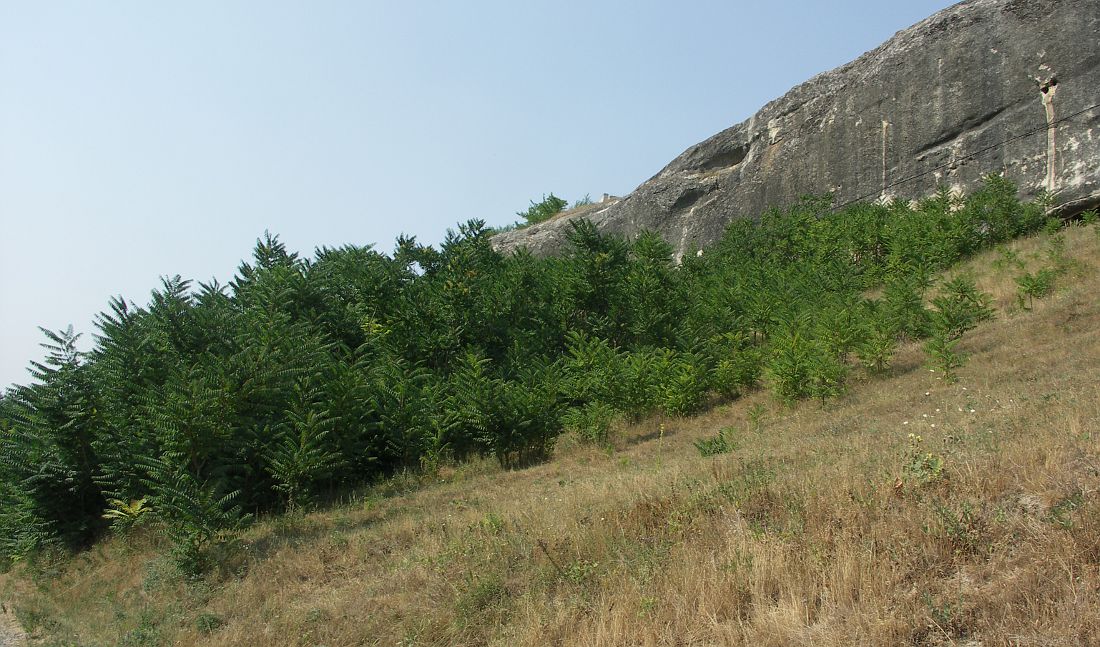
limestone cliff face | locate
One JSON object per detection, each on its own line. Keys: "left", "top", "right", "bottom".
{"left": 492, "top": 0, "right": 1100, "bottom": 258}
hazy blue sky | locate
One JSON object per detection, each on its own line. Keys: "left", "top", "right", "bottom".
{"left": 0, "top": 0, "right": 956, "bottom": 388}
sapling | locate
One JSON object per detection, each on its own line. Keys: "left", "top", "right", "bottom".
{"left": 747, "top": 403, "right": 767, "bottom": 431}
{"left": 712, "top": 347, "right": 763, "bottom": 398}
{"left": 1015, "top": 268, "right": 1056, "bottom": 309}
{"left": 930, "top": 275, "right": 994, "bottom": 339}
{"left": 816, "top": 306, "right": 862, "bottom": 359}
{"left": 661, "top": 353, "right": 709, "bottom": 416}
{"left": 767, "top": 326, "right": 813, "bottom": 402}
{"left": 882, "top": 272, "right": 931, "bottom": 339}
{"left": 856, "top": 321, "right": 896, "bottom": 373}
{"left": 1044, "top": 233, "right": 1071, "bottom": 274}
{"left": 101, "top": 497, "right": 151, "bottom": 534}
{"left": 808, "top": 350, "right": 847, "bottom": 405}
{"left": 992, "top": 247, "right": 1024, "bottom": 272}
{"left": 562, "top": 402, "right": 617, "bottom": 447}
{"left": 924, "top": 329, "right": 965, "bottom": 383}
{"left": 768, "top": 322, "right": 847, "bottom": 404}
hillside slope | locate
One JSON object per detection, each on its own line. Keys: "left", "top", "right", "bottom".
{"left": 4, "top": 222, "right": 1100, "bottom": 645}
{"left": 493, "top": 0, "right": 1100, "bottom": 259}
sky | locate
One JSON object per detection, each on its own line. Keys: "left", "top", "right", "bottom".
{"left": 0, "top": 0, "right": 957, "bottom": 389}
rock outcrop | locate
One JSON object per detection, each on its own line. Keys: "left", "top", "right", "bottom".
{"left": 492, "top": 0, "right": 1100, "bottom": 259}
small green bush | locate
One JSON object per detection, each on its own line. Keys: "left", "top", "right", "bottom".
{"left": 903, "top": 433, "right": 945, "bottom": 486}
{"left": 195, "top": 612, "right": 225, "bottom": 635}
{"left": 808, "top": 352, "right": 847, "bottom": 405}
{"left": 882, "top": 272, "right": 931, "bottom": 339}
{"left": 562, "top": 402, "right": 617, "bottom": 446}
{"left": 930, "top": 275, "right": 994, "bottom": 340}
{"left": 456, "top": 572, "right": 508, "bottom": 616}
{"left": 1015, "top": 268, "right": 1057, "bottom": 309}
{"left": 1044, "top": 233, "right": 1070, "bottom": 272}
{"left": 517, "top": 193, "right": 569, "bottom": 225}
{"left": 694, "top": 427, "right": 738, "bottom": 457}
{"left": 855, "top": 321, "right": 895, "bottom": 373}
{"left": 712, "top": 347, "right": 763, "bottom": 398}
{"left": 923, "top": 330, "right": 965, "bottom": 383}
{"left": 102, "top": 497, "right": 152, "bottom": 534}
{"left": 768, "top": 320, "right": 846, "bottom": 404}
{"left": 992, "top": 246, "right": 1024, "bottom": 272}
{"left": 617, "top": 348, "right": 670, "bottom": 420}
{"left": 660, "top": 353, "right": 710, "bottom": 416}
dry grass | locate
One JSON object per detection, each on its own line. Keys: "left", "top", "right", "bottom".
{"left": 543, "top": 199, "right": 618, "bottom": 225}
{"left": 4, "top": 224, "right": 1100, "bottom": 647}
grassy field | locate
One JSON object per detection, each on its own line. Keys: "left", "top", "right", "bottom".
{"left": 3, "top": 222, "right": 1099, "bottom": 646}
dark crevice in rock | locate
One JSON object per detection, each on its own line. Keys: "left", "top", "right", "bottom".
{"left": 695, "top": 144, "right": 750, "bottom": 172}
{"left": 914, "top": 104, "right": 1013, "bottom": 157}
{"left": 1053, "top": 191, "right": 1100, "bottom": 219}
{"left": 671, "top": 187, "right": 710, "bottom": 211}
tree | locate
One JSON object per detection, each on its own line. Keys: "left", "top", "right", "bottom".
{"left": 517, "top": 193, "right": 569, "bottom": 225}
{"left": 265, "top": 383, "right": 343, "bottom": 511}
{"left": 0, "top": 327, "right": 105, "bottom": 550}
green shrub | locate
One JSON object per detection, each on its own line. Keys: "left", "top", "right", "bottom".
{"left": 562, "top": 331, "right": 623, "bottom": 406}
{"left": 712, "top": 347, "right": 763, "bottom": 398}
{"left": 195, "top": 612, "right": 225, "bottom": 635}
{"left": 929, "top": 275, "right": 994, "bottom": 340}
{"left": 903, "top": 433, "right": 945, "bottom": 486}
{"left": 517, "top": 193, "right": 569, "bottom": 225}
{"left": 457, "top": 572, "right": 508, "bottom": 615}
{"left": 102, "top": 497, "right": 152, "bottom": 534}
{"left": 855, "top": 319, "right": 896, "bottom": 373}
{"left": 484, "top": 373, "right": 563, "bottom": 468}
{"left": 1044, "top": 232, "right": 1070, "bottom": 272}
{"left": 767, "top": 325, "right": 813, "bottom": 402}
{"left": 562, "top": 402, "right": 617, "bottom": 446}
{"left": 265, "top": 384, "right": 344, "bottom": 511}
{"left": 1015, "top": 268, "right": 1057, "bottom": 309}
{"left": 660, "top": 353, "right": 710, "bottom": 416}
{"left": 919, "top": 275, "right": 992, "bottom": 383}
{"left": 694, "top": 427, "right": 737, "bottom": 457}
{"left": 141, "top": 458, "right": 249, "bottom": 577}
{"left": 767, "top": 320, "right": 845, "bottom": 404}
{"left": 992, "top": 247, "right": 1024, "bottom": 272}
{"left": 807, "top": 352, "right": 847, "bottom": 405}
{"left": 617, "top": 348, "right": 671, "bottom": 420}
{"left": 815, "top": 305, "right": 863, "bottom": 359}
{"left": 923, "top": 330, "right": 966, "bottom": 383}
{"left": 882, "top": 272, "right": 930, "bottom": 339}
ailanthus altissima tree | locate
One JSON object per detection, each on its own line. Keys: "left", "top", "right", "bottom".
{"left": 0, "top": 175, "right": 1051, "bottom": 569}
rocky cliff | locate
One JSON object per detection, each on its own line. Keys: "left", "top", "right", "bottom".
{"left": 492, "top": 0, "right": 1100, "bottom": 259}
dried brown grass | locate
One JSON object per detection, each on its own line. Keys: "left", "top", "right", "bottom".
{"left": 4, "top": 224, "right": 1100, "bottom": 646}
{"left": 543, "top": 199, "right": 617, "bottom": 225}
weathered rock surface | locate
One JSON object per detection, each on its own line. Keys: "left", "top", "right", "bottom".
{"left": 492, "top": 0, "right": 1100, "bottom": 259}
